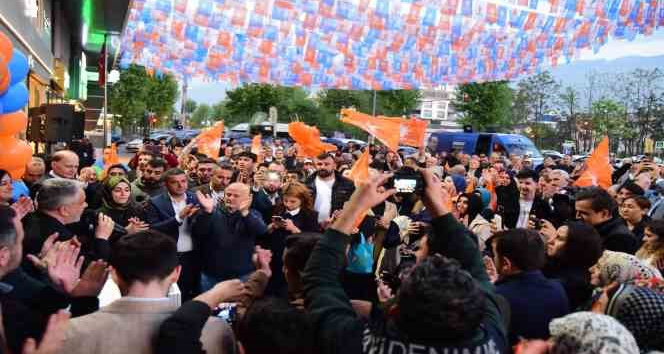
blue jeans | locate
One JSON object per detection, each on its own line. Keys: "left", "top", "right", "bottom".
{"left": 200, "top": 272, "right": 252, "bottom": 292}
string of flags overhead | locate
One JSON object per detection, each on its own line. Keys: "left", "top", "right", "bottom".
{"left": 119, "top": 0, "right": 663, "bottom": 89}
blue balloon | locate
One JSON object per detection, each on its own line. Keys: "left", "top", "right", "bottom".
{"left": 8, "top": 49, "right": 28, "bottom": 86}
{"left": 0, "top": 83, "right": 28, "bottom": 113}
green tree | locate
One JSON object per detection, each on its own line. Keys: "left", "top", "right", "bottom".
{"left": 516, "top": 71, "right": 561, "bottom": 145}
{"left": 559, "top": 86, "right": 581, "bottom": 151}
{"left": 190, "top": 104, "right": 213, "bottom": 128}
{"left": 184, "top": 99, "right": 198, "bottom": 114}
{"left": 146, "top": 73, "right": 178, "bottom": 120}
{"left": 109, "top": 64, "right": 179, "bottom": 133}
{"left": 377, "top": 90, "right": 421, "bottom": 116}
{"left": 224, "top": 84, "right": 320, "bottom": 125}
{"left": 591, "top": 99, "right": 627, "bottom": 152}
{"left": 453, "top": 81, "right": 513, "bottom": 131}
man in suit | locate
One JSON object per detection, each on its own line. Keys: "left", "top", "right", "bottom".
{"left": 145, "top": 168, "right": 201, "bottom": 300}
{"left": 60, "top": 230, "right": 237, "bottom": 354}
{"left": 500, "top": 169, "right": 550, "bottom": 229}
{"left": 575, "top": 187, "right": 639, "bottom": 254}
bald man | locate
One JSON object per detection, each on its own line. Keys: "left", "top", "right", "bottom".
{"left": 49, "top": 150, "right": 79, "bottom": 180}
{"left": 193, "top": 182, "right": 267, "bottom": 291}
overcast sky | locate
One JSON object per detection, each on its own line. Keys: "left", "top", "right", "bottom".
{"left": 186, "top": 29, "right": 664, "bottom": 105}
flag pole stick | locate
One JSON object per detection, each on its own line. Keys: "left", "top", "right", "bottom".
{"left": 103, "top": 33, "right": 109, "bottom": 147}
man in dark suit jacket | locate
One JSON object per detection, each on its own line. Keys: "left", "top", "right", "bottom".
{"left": 490, "top": 229, "right": 570, "bottom": 345}
{"left": 575, "top": 187, "right": 639, "bottom": 254}
{"left": 145, "top": 168, "right": 201, "bottom": 300}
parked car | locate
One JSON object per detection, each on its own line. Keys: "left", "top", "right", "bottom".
{"left": 540, "top": 150, "right": 564, "bottom": 160}
{"left": 111, "top": 133, "right": 125, "bottom": 146}
{"left": 125, "top": 138, "right": 143, "bottom": 153}
{"left": 398, "top": 146, "right": 419, "bottom": 156}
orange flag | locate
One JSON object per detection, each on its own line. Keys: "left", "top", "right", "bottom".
{"left": 348, "top": 149, "right": 371, "bottom": 227}
{"left": 574, "top": 136, "right": 613, "bottom": 189}
{"left": 340, "top": 109, "right": 401, "bottom": 151}
{"left": 104, "top": 143, "right": 119, "bottom": 166}
{"left": 251, "top": 135, "right": 261, "bottom": 155}
{"left": 251, "top": 135, "right": 263, "bottom": 162}
{"left": 196, "top": 121, "right": 224, "bottom": 159}
{"left": 349, "top": 149, "right": 370, "bottom": 186}
{"left": 400, "top": 117, "right": 428, "bottom": 147}
{"left": 287, "top": 122, "right": 337, "bottom": 158}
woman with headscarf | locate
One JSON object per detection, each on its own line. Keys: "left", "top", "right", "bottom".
{"left": 542, "top": 221, "right": 604, "bottom": 310}
{"left": 592, "top": 284, "right": 664, "bottom": 352}
{"left": 589, "top": 250, "right": 662, "bottom": 288}
{"left": 456, "top": 192, "right": 492, "bottom": 251}
{"left": 515, "top": 312, "right": 640, "bottom": 354}
{"left": 97, "top": 176, "right": 149, "bottom": 243}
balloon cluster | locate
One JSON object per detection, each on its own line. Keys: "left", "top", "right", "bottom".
{"left": 0, "top": 32, "right": 34, "bottom": 179}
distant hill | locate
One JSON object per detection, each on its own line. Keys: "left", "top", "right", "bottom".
{"left": 548, "top": 55, "right": 664, "bottom": 88}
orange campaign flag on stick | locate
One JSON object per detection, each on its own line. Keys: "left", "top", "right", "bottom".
{"left": 340, "top": 109, "right": 401, "bottom": 152}
{"left": 251, "top": 135, "right": 262, "bottom": 162}
{"left": 196, "top": 121, "right": 224, "bottom": 159}
{"left": 400, "top": 117, "right": 428, "bottom": 147}
{"left": 251, "top": 135, "right": 262, "bottom": 155}
{"left": 574, "top": 136, "right": 613, "bottom": 189}
{"left": 287, "top": 122, "right": 337, "bottom": 158}
{"left": 348, "top": 149, "right": 371, "bottom": 227}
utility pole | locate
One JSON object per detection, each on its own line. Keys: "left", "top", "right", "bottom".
{"left": 180, "top": 80, "right": 188, "bottom": 128}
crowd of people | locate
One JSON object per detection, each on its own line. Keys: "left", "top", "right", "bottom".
{"left": 0, "top": 134, "right": 663, "bottom": 354}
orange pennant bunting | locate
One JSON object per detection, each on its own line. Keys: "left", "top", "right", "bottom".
{"left": 196, "top": 121, "right": 224, "bottom": 159}
{"left": 287, "top": 122, "right": 337, "bottom": 158}
{"left": 574, "top": 136, "right": 612, "bottom": 189}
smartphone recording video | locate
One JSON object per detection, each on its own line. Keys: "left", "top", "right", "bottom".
{"left": 394, "top": 178, "right": 418, "bottom": 193}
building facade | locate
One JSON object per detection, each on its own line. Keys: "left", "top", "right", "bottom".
{"left": 415, "top": 84, "right": 462, "bottom": 131}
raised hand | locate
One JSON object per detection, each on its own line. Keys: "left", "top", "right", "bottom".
{"left": 377, "top": 280, "right": 394, "bottom": 304}
{"left": 483, "top": 256, "right": 498, "bottom": 283}
{"left": 94, "top": 213, "right": 115, "bottom": 240}
{"left": 125, "top": 217, "right": 149, "bottom": 234}
{"left": 420, "top": 169, "right": 450, "bottom": 218}
{"left": 238, "top": 194, "right": 253, "bottom": 217}
{"left": 22, "top": 310, "right": 70, "bottom": 354}
{"left": 70, "top": 260, "right": 109, "bottom": 297}
{"left": 196, "top": 191, "right": 215, "bottom": 214}
{"left": 194, "top": 279, "right": 247, "bottom": 309}
{"left": 26, "top": 233, "right": 60, "bottom": 271}
{"left": 281, "top": 218, "right": 300, "bottom": 233}
{"left": 178, "top": 204, "right": 200, "bottom": 220}
{"left": 48, "top": 244, "right": 84, "bottom": 294}
{"left": 253, "top": 246, "right": 273, "bottom": 277}
{"left": 331, "top": 173, "right": 396, "bottom": 235}
{"left": 11, "top": 196, "right": 34, "bottom": 220}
